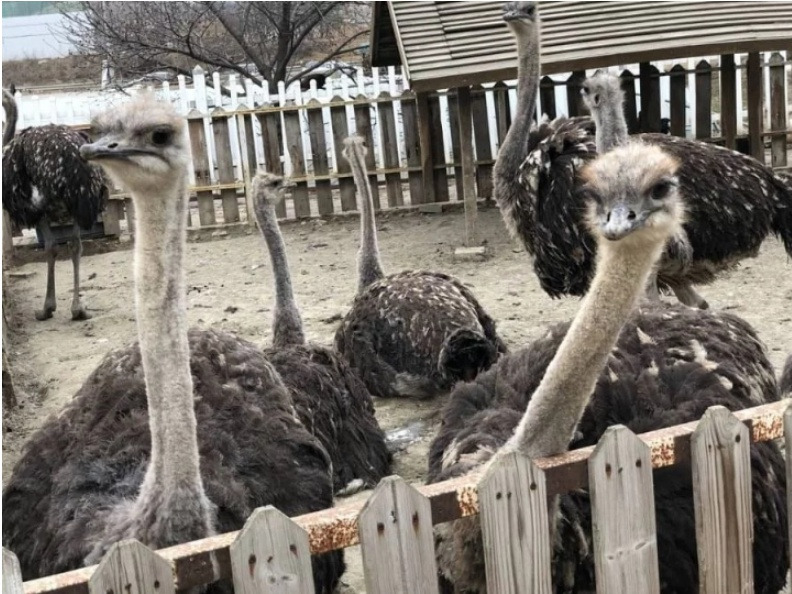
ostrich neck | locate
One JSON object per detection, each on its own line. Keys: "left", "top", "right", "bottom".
{"left": 2, "top": 94, "right": 17, "bottom": 147}
{"left": 350, "top": 146, "right": 384, "bottom": 293}
{"left": 254, "top": 202, "right": 305, "bottom": 347}
{"left": 131, "top": 172, "right": 204, "bottom": 498}
{"left": 592, "top": 103, "right": 629, "bottom": 153}
{"left": 506, "top": 238, "right": 665, "bottom": 458}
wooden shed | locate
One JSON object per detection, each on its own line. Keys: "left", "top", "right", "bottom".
{"left": 370, "top": 0, "right": 792, "bottom": 247}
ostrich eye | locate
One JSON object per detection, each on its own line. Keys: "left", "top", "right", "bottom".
{"left": 650, "top": 180, "right": 673, "bottom": 200}
{"left": 151, "top": 129, "right": 172, "bottom": 146}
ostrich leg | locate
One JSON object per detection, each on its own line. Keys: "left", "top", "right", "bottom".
{"left": 70, "top": 222, "right": 90, "bottom": 320}
{"left": 35, "top": 219, "right": 56, "bottom": 320}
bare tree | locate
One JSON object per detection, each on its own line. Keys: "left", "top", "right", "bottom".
{"left": 60, "top": 2, "right": 370, "bottom": 88}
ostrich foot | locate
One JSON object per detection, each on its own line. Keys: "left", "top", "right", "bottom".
{"left": 35, "top": 307, "right": 55, "bottom": 321}
{"left": 71, "top": 306, "right": 92, "bottom": 321}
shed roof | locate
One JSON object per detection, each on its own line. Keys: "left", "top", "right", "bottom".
{"left": 371, "top": 1, "right": 792, "bottom": 91}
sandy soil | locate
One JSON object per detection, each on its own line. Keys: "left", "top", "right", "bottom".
{"left": 3, "top": 206, "right": 791, "bottom": 590}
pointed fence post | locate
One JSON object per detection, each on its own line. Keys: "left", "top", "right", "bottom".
{"left": 589, "top": 425, "right": 660, "bottom": 594}
{"left": 87, "top": 540, "right": 175, "bottom": 594}
{"left": 230, "top": 506, "right": 315, "bottom": 594}
{"left": 358, "top": 476, "right": 439, "bottom": 594}
{"left": 3, "top": 548, "right": 24, "bottom": 594}
{"left": 692, "top": 406, "right": 754, "bottom": 594}
{"left": 478, "top": 452, "right": 552, "bottom": 594}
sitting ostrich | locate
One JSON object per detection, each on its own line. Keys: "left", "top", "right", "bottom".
{"left": 495, "top": 2, "right": 792, "bottom": 308}
{"left": 251, "top": 171, "right": 391, "bottom": 495}
{"left": 334, "top": 137, "right": 506, "bottom": 399}
{"left": 2, "top": 88, "right": 108, "bottom": 320}
{"left": 429, "top": 142, "right": 787, "bottom": 593}
{"left": 2, "top": 96, "right": 344, "bottom": 592}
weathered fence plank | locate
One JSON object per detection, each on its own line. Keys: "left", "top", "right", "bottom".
{"left": 400, "top": 91, "right": 425, "bottom": 205}
{"left": 639, "top": 62, "right": 661, "bottom": 133}
{"left": 306, "top": 99, "right": 333, "bottom": 216}
{"left": 3, "top": 548, "right": 24, "bottom": 594}
{"left": 492, "top": 81, "right": 512, "bottom": 146}
{"left": 377, "top": 93, "right": 404, "bottom": 208}
{"left": 457, "top": 87, "right": 478, "bottom": 246}
{"left": 87, "top": 540, "right": 175, "bottom": 594}
{"left": 471, "top": 85, "right": 494, "bottom": 200}
{"left": 691, "top": 406, "right": 754, "bottom": 594}
{"left": 230, "top": 506, "right": 314, "bottom": 594}
{"left": 330, "top": 97, "right": 357, "bottom": 212}
{"left": 447, "top": 92, "right": 464, "bottom": 201}
{"left": 668, "top": 65, "right": 687, "bottom": 137}
{"left": 428, "top": 94, "right": 450, "bottom": 203}
{"left": 237, "top": 105, "right": 258, "bottom": 222}
{"left": 478, "top": 453, "right": 552, "bottom": 594}
{"left": 212, "top": 110, "right": 241, "bottom": 224}
{"left": 566, "top": 70, "right": 586, "bottom": 117}
{"left": 695, "top": 60, "right": 713, "bottom": 140}
{"left": 620, "top": 69, "right": 639, "bottom": 134}
{"left": 539, "top": 76, "right": 556, "bottom": 120}
{"left": 283, "top": 109, "right": 311, "bottom": 218}
{"left": 720, "top": 54, "right": 737, "bottom": 148}
{"left": 769, "top": 52, "right": 788, "bottom": 168}
{"left": 746, "top": 52, "right": 764, "bottom": 162}
{"left": 353, "top": 97, "right": 381, "bottom": 210}
{"left": 415, "top": 91, "right": 436, "bottom": 205}
{"left": 187, "top": 115, "right": 216, "bottom": 226}
{"left": 590, "top": 426, "right": 660, "bottom": 594}
{"left": 258, "top": 110, "right": 287, "bottom": 219}
{"left": 359, "top": 476, "right": 439, "bottom": 594}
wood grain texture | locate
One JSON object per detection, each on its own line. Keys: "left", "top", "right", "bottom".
{"left": 283, "top": 110, "right": 311, "bottom": 218}
{"left": 87, "top": 540, "right": 175, "bottom": 594}
{"left": 478, "top": 453, "right": 552, "bottom": 594}
{"left": 3, "top": 548, "right": 24, "bottom": 594}
{"left": 329, "top": 98, "right": 357, "bottom": 212}
{"left": 359, "top": 476, "right": 439, "bottom": 594}
{"left": 258, "top": 111, "right": 287, "bottom": 219}
{"left": 415, "top": 91, "right": 435, "bottom": 204}
{"left": 457, "top": 86, "right": 478, "bottom": 247}
{"left": 768, "top": 52, "right": 788, "bottom": 168}
{"left": 589, "top": 425, "right": 660, "bottom": 594}
{"left": 377, "top": 93, "right": 404, "bottom": 208}
{"left": 212, "top": 111, "right": 240, "bottom": 224}
{"left": 746, "top": 52, "right": 764, "bottom": 162}
{"left": 306, "top": 99, "right": 333, "bottom": 216}
{"left": 230, "top": 506, "right": 314, "bottom": 594}
{"left": 187, "top": 117, "right": 216, "bottom": 226}
{"left": 695, "top": 60, "right": 712, "bottom": 140}
{"left": 400, "top": 91, "right": 425, "bottom": 204}
{"left": 720, "top": 54, "right": 737, "bottom": 149}
{"left": 471, "top": 85, "right": 493, "bottom": 200}
{"left": 691, "top": 406, "right": 754, "bottom": 594}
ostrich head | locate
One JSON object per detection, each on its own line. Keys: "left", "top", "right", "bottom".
{"left": 581, "top": 72, "right": 624, "bottom": 112}
{"left": 581, "top": 143, "right": 684, "bottom": 247}
{"left": 252, "top": 171, "right": 292, "bottom": 212}
{"left": 503, "top": 1, "right": 537, "bottom": 34}
{"left": 81, "top": 94, "right": 190, "bottom": 194}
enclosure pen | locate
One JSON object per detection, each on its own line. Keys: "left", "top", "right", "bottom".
{"left": 3, "top": 400, "right": 788, "bottom": 594}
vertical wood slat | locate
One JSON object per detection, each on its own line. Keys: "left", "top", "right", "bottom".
{"left": 87, "top": 540, "right": 175, "bottom": 594}
{"left": 400, "top": 91, "right": 425, "bottom": 205}
{"left": 258, "top": 111, "right": 287, "bottom": 219}
{"left": 668, "top": 65, "right": 687, "bottom": 138}
{"left": 768, "top": 52, "right": 788, "bottom": 168}
{"left": 492, "top": 81, "right": 512, "bottom": 146}
{"left": 212, "top": 109, "right": 240, "bottom": 224}
{"left": 238, "top": 106, "right": 257, "bottom": 224}
{"left": 283, "top": 109, "right": 311, "bottom": 218}
{"left": 428, "top": 94, "right": 450, "bottom": 203}
{"left": 2, "top": 548, "right": 24, "bottom": 594}
{"left": 359, "top": 476, "right": 439, "bottom": 594}
{"left": 566, "top": 70, "right": 586, "bottom": 117}
{"left": 101, "top": 201, "right": 122, "bottom": 237}
{"left": 353, "top": 97, "right": 381, "bottom": 210}
{"left": 478, "top": 453, "right": 552, "bottom": 594}
{"left": 589, "top": 426, "right": 660, "bottom": 594}
{"left": 306, "top": 99, "right": 333, "bottom": 216}
{"left": 415, "top": 91, "right": 436, "bottom": 205}
{"left": 691, "top": 406, "right": 754, "bottom": 594}
{"left": 447, "top": 92, "right": 464, "bottom": 201}
{"left": 786, "top": 404, "right": 792, "bottom": 575}
{"left": 695, "top": 60, "right": 713, "bottom": 141}
{"left": 230, "top": 506, "right": 314, "bottom": 594}
{"left": 471, "top": 85, "right": 493, "bottom": 200}
{"left": 620, "top": 69, "right": 639, "bottom": 134}
{"left": 377, "top": 92, "right": 404, "bottom": 208}
{"left": 746, "top": 52, "right": 764, "bottom": 162}
{"left": 457, "top": 86, "right": 478, "bottom": 247}
{"left": 329, "top": 97, "right": 357, "bottom": 211}
{"left": 720, "top": 54, "right": 737, "bottom": 149}
{"left": 187, "top": 114, "right": 216, "bottom": 226}
{"left": 639, "top": 62, "right": 661, "bottom": 133}
{"left": 539, "top": 76, "right": 557, "bottom": 120}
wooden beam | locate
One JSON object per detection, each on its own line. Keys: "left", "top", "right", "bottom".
{"left": 456, "top": 87, "right": 477, "bottom": 247}
{"left": 720, "top": 54, "right": 737, "bottom": 149}
{"left": 746, "top": 52, "right": 764, "bottom": 162}
{"left": 415, "top": 91, "right": 436, "bottom": 204}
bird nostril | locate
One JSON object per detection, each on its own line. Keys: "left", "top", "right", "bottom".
{"left": 627, "top": 211, "right": 636, "bottom": 220}
{"left": 107, "top": 142, "right": 118, "bottom": 149}
{"left": 606, "top": 212, "right": 611, "bottom": 223}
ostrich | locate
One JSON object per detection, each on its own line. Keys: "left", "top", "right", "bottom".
{"left": 494, "top": 2, "right": 792, "bottom": 309}
{"left": 251, "top": 170, "right": 391, "bottom": 495}
{"left": 2, "top": 89, "right": 108, "bottom": 320}
{"left": 334, "top": 136, "right": 507, "bottom": 399}
{"left": 2, "top": 96, "right": 344, "bottom": 592}
{"left": 429, "top": 142, "right": 787, "bottom": 593}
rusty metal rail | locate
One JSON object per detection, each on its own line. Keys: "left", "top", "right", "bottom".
{"left": 22, "top": 399, "right": 788, "bottom": 594}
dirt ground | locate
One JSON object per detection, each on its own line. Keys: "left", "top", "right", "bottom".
{"left": 3, "top": 206, "right": 791, "bottom": 591}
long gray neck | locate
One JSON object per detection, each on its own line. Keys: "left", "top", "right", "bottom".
{"left": 493, "top": 23, "right": 540, "bottom": 198}
{"left": 131, "top": 170, "right": 211, "bottom": 526}
{"left": 253, "top": 199, "right": 306, "bottom": 348}
{"left": 591, "top": 100, "right": 629, "bottom": 153}
{"left": 348, "top": 143, "right": 385, "bottom": 293}
{"left": 2, "top": 91, "right": 17, "bottom": 147}
{"left": 505, "top": 237, "right": 665, "bottom": 458}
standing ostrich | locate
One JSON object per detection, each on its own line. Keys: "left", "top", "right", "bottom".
{"left": 429, "top": 142, "right": 787, "bottom": 593}
{"left": 2, "top": 96, "right": 344, "bottom": 592}
{"left": 252, "top": 171, "right": 391, "bottom": 495}
{"left": 334, "top": 137, "right": 506, "bottom": 399}
{"left": 495, "top": 2, "right": 792, "bottom": 308}
{"left": 2, "top": 89, "right": 108, "bottom": 320}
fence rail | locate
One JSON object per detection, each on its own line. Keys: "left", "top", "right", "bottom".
{"left": 5, "top": 400, "right": 788, "bottom": 594}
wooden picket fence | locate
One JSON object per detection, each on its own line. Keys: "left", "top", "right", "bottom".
{"left": 3, "top": 400, "right": 788, "bottom": 593}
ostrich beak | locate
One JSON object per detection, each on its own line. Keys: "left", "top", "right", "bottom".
{"left": 600, "top": 203, "right": 643, "bottom": 241}
{"left": 80, "top": 140, "right": 160, "bottom": 162}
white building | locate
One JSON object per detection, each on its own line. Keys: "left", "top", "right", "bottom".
{"left": 2, "top": 1, "right": 78, "bottom": 61}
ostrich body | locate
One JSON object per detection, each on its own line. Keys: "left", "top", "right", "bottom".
{"left": 429, "top": 142, "right": 787, "bottom": 593}
{"left": 334, "top": 137, "right": 506, "bottom": 399}
{"left": 2, "top": 90, "right": 108, "bottom": 320}
{"left": 252, "top": 171, "right": 391, "bottom": 494}
{"left": 495, "top": 3, "right": 792, "bottom": 308}
{"left": 2, "top": 97, "right": 344, "bottom": 592}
